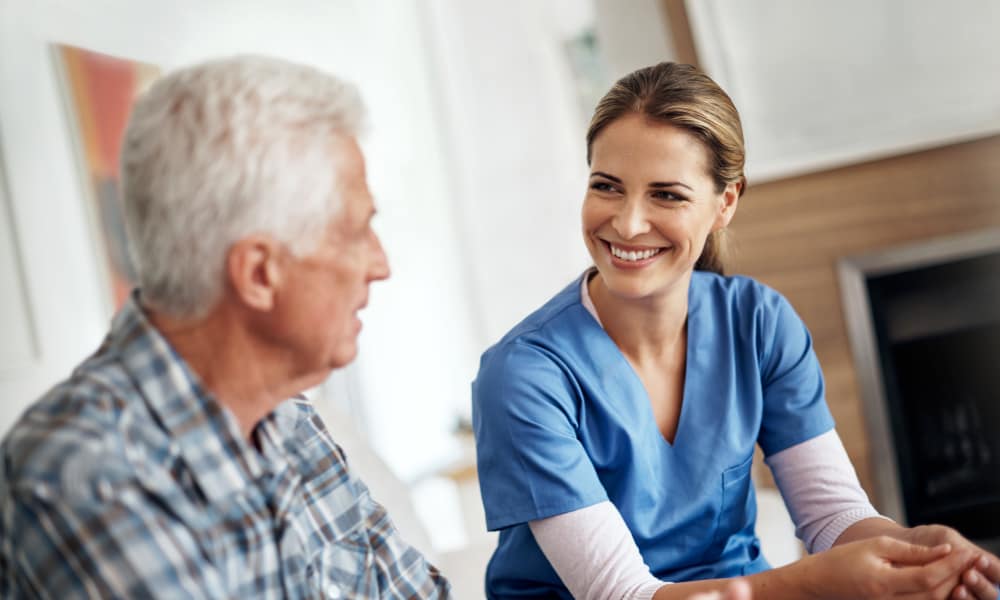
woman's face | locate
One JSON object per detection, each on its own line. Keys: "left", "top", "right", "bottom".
{"left": 582, "top": 113, "right": 739, "bottom": 301}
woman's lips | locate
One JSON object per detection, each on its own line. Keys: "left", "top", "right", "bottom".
{"left": 604, "top": 240, "right": 666, "bottom": 268}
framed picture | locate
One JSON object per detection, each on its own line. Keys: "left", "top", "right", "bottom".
{"left": 52, "top": 44, "right": 159, "bottom": 313}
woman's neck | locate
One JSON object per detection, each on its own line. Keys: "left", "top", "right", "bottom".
{"left": 587, "top": 271, "right": 690, "bottom": 363}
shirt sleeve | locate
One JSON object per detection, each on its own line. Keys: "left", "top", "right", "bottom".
{"left": 346, "top": 475, "right": 452, "bottom": 598}
{"left": 529, "top": 501, "right": 665, "bottom": 600}
{"left": 473, "top": 341, "right": 608, "bottom": 531}
{"left": 290, "top": 400, "right": 453, "bottom": 599}
{"left": 1, "top": 482, "right": 229, "bottom": 599}
{"left": 757, "top": 290, "right": 836, "bottom": 456}
{"left": 766, "top": 429, "right": 885, "bottom": 553}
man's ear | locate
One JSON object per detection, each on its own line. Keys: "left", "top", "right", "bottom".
{"left": 226, "top": 235, "right": 284, "bottom": 312}
{"left": 713, "top": 179, "right": 743, "bottom": 231}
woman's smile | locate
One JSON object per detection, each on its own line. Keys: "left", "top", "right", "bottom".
{"left": 603, "top": 240, "right": 669, "bottom": 268}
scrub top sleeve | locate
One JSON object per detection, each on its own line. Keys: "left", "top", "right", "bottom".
{"left": 472, "top": 341, "right": 608, "bottom": 531}
{"left": 757, "top": 292, "right": 835, "bottom": 457}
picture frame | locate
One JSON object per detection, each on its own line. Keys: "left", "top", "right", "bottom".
{"left": 51, "top": 43, "right": 159, "bottom": 314}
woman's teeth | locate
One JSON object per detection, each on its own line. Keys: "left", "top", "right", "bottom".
{"left": 610, "top": 244, "right": 662, "bottom": 262}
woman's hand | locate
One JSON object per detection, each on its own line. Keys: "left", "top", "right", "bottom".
{"left": 792, "top": 535, "right": 976, "bottom": 599}
{"left": 688, "top": 579, "right": 751, "bottom": 600}
{"left": 892, "top": 525, "right": 1000, "bottom": 600}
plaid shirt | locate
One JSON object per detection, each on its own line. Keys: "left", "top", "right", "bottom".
{"left": 0, "top": 294, "right": 451, "bottom": 599}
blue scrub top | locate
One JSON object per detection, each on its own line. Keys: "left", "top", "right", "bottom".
{"left": 472, "top": 271, "right": 835, "bottom": 598}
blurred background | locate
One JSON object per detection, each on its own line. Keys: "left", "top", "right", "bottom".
{"left": 1, "top": 1, "right": 999, "bottom": 596}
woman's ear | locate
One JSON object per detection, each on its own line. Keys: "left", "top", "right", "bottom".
{"left": 713, "top": 180, "right": 743, "bottom": 231}
{"left": 226, "top": 235, "right": 284, "bottom": 312}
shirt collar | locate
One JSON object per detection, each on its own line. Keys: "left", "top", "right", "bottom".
{"left": 577, "top": 267, "right": 705, "bottom": 321}
{"left": 108, "top": 291, "right": 293, "bottom": 503}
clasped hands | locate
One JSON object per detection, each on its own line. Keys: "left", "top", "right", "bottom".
{"left": 800, "top": 525, "right": 999, "bottom": 599}
{"left": 689, "top": 525, "right": 998, "bottom": 600}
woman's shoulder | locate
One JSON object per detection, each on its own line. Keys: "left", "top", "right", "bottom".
{"left": 691, "top": 270, "right": 788, "bottom": 313}
{"left": 691, "top": 271, "right": 813, "bottom": 365}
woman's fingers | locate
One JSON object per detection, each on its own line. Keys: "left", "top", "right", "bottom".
{"left": 975, "top": 553, "right": 1000, "bottom": 586}
{"left": 685, "top": 579, "right": 752, "bottom": 600}
{"left": 885, "top": 543, "right": 974, "bottom": 594}
{"left": 875, "top": 536, "right": 952, "bottom": 566}
{"left": 962, "top": 565, "right": 1000, "bottom": 600}
{"left": 687, "top": 592, "right": 722, "bottom": 600}
{"left": 722, "top": 579, "right": 751, "bottom": 600}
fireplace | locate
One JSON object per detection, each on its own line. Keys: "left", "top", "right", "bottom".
{"left": 839, "top": 229, "right": 1000, "bottom": 548}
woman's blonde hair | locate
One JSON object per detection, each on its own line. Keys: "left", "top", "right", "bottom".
{"left": 586, "top": 62, "right": 746, "bottom": 274}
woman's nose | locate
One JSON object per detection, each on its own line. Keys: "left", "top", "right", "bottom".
{"left": 612, "top": 198, "right": 651, "bottom": 239}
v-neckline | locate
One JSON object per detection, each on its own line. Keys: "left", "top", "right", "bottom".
{"left": 579, "top": 271, "right": 700, "bottom": 449}
{"left": 625, "top": 323, "right": 691, "bottom": 447}
{"left": 625, "top": 318, "right": 693, "bottom": 449}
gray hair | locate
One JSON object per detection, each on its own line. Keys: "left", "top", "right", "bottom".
{"left": 120, "top": 55, "right": 365, "bottom": 317}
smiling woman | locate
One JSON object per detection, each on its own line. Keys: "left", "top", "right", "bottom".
{"left": 585, "top": 62, "right": 746, "bottom": 277}
{"left": 470, "top": 62, "right": 1000, "bottom": 600}
{"left": 582, "top": 113, "right": 738, "bottom": 302}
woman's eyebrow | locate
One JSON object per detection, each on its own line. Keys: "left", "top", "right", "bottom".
{"left": 591, "top": 171, "right": 694, "bottom": 192}
{"left": 649, "top": 181, "right": 693, "bottom": 191}
{"left": 589, "top": 171, "right": 621, "bottom": 182}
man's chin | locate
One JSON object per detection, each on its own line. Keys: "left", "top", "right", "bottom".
{"left": 328, "top": 345, "right": 359, "bottom": 370}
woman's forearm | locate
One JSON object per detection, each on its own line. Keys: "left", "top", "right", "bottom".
{"left": 833, "top": 516, "right": 906, "bottom": 545}
{"left": 650, "top": 564, "right": 811, "bottom": 600}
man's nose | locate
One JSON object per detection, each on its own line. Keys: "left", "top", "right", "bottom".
{"left": 612, "top": 197, "right": 651, "bottom": 239}
{"left": 368, "top": 232, "right": 391, "bottom": 282}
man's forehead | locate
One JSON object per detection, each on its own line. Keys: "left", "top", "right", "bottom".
{"left": 331, "top": 133, "right": 366, "bottom": 180}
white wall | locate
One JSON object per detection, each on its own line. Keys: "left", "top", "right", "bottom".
{"left": 422, "top": 0, "right": 593, "bottom": 349}
{"left": 592, "top": 0, "right": 674, "bottom": 77}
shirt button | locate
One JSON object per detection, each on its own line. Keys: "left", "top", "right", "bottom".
{"left": 97, "top": 479, "right": 114, "bottom": 499}
{"left": 326, "top": 583, "right": 341, "bottom": 599}
{"left": 32, "top": 483, "right": 51, "bottom": 501}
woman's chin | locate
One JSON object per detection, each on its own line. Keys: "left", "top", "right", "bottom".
{"left": 597, "top": 268, "right": 690, "bottom": 302}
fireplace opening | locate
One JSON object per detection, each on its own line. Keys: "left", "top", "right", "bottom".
{"left": 840, "top": 229, "right": 1000, "bottom": 547}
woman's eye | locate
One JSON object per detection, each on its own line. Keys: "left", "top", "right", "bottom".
{"left": 652, "top": 190, "right": 686, "bottom": 202}
{"left": 590, "top": 182, "right": 618, "bottom": 193}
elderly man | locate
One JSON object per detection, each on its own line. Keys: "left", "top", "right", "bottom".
{"left": 0, "top": 56, "right": 752, "bottom": 600}
{"left": 0, "top": 55, "right": 446, "bottom": 598}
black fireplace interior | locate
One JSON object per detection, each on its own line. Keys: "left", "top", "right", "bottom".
{"left": 867, "top": 251, "right": 1000, "bottom": 542}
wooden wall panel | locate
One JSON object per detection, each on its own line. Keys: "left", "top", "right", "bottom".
{"left": 731, "top": 135, "right": 1000, "bottom": 502}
